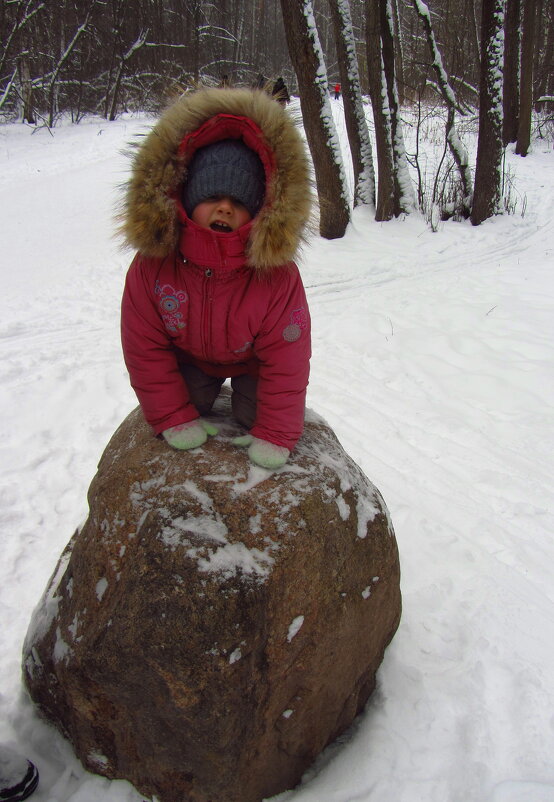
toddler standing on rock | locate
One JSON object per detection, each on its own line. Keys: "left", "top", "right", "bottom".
{"left": 121, "top": 87, "right": 312, "bottom": 469}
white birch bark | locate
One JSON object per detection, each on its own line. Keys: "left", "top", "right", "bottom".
{"left": 331, "top": 0, "right": 375, "bottom": 207}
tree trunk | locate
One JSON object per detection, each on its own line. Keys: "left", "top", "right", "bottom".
{"left": 534, "top": 0, "right": 554, "bottom": 113}
{"left": 108, "top": 60, "right": 124, "bottom": 121}
{"left": 471, "top": 0, "right": 505, "bottom": 226}
{"left": 328, "top": 0, "right": 375, "bottom": 208}
{"left": 380, "top": 0, "right": 414, "bottom": 215}
{"left": 471, "top": 0, "right": 482, "bottom": 63}
{"left": 19, "top": 55, "right": 35, "bottom": 124}
{"left": 193, "top": 2, "right": 201, "bottom": 83}
{"left": 515, "top": 0, "right": 537, "bottom": 155}
{"left": 503, "top": 0, "right": 521, "bottom": 144}
{"left": 280, "top": 0, "right": 350, "bottom": 239}
{"left": 48, "top": 12, "right": 93, "bottom": 127}
{"left": 365, "top": 0, "right": 395, "bottom": 220}
{"left": 532, "top": 0, "right": 544, "bottom": 111}
{"left": 391, "top": 0, "right": 405, "bottom": 106}
{"left": 108, "top": 29, "right": 147, "bottom": 121}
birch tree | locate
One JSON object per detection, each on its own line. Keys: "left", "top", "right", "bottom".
{"left": 280, "top": 0, "right": 351, "bottom": 239}
{"left": 328, "top": 0, "right": 375, "bottom": 207}
{"left": 471, "top": 0, "right": 505, "bottom": 226}
{"left": 366, "top": 0, "right": 414, "bottom": 221}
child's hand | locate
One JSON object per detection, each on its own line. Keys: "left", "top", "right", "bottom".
{"left": 163, "top": 419, "right": 218, "bottom": 450}
{"left": 233, "top": 434, "right": 290, "bottom": 469}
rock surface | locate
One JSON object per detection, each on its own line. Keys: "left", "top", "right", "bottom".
{"left": 23, "top": 390, "right": 401, "bottom": 802}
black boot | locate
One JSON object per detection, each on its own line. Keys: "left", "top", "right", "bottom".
{"left": 0, "top": 747, "right": 39, "bottom": 801}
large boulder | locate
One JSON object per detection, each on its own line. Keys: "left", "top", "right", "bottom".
{"left": 23, "top": 390, "right": 401, "bottom": 802}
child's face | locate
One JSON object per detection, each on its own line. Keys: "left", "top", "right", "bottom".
{"left": 191, "top": 195, "right": 252, "bottom": 232}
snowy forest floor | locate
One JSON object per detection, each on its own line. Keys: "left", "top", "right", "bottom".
{"left": 1, "top": 100, "right": 553, "bottom": 802}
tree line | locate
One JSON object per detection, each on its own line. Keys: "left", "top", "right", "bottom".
{"left": 281, "top": 0, "right": 551, "bottom": 230}
{"left": 1, "top": 0, "right": 292, "bottom": 125}
{"left": 2, "top": 0, "right": 551, "bottom": 124}
{"left": 1, "top": 0, "right": 552, "bottom": 229}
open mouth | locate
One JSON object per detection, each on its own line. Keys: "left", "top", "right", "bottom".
{"left": 210, "top": 221, "right": 233, "bottom": 233}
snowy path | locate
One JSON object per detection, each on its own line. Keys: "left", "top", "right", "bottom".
{"left": 1, "top": 110, "right": 553, "bottom": 801}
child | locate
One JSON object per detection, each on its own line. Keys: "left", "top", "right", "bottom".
{"left": 121, "top": 87, "right": 312, "bottom": 469}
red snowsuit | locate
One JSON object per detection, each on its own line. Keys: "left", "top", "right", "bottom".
{"left": 121, "top": 94, "right": 312, "bottom": 452}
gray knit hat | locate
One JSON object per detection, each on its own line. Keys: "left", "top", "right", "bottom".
{"left": 182, "top": 139, "right": 266, "bottom": 218}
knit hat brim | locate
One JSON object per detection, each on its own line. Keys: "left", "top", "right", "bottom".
{"left": 182, "top": 139, "right": 265, "bottom": 219}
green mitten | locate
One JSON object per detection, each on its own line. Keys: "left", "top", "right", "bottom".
{"left": 232, "top": 434, "right": 290, "bottom": 469}
{"left": 163, "top": 419, "right": 218, "bottom": 450}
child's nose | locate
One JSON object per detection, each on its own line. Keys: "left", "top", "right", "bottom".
{"left": 217, "top": 197, "right": 233, "bottom": 213}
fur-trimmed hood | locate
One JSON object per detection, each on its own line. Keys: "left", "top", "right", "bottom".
{"left": 121, "top": 87, "right": 312, "bottom": 270}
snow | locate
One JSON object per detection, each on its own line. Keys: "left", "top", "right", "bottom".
{"left": 228, "top": 648, "right": 242, "bottom": 665}
{"left": 95, "top": 578, "right": 108, "bottom": 602}
{"left": 191, "top": 541, "right": 275, "bottom": 580}
{"left": 153, "top": 480, "right": 277, "bottom": 576}
{"left": 287, "top": 616, "right": 305, "bottom": 642}
{"left": 1, "top": 101, "right": 554, "bottom": 801}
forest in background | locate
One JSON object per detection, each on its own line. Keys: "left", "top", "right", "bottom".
{"left": 2, "top": 0, "right": 553, "bottom": 231}
{"left": 1, "top": 0, "right": 552, "bottom": 124}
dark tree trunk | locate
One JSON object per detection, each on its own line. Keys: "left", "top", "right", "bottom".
{"left": 471, "top": 0, "right": 505, "bottom": 225}
{"left": 392, "top": 0, "right": 405, "bottom": 106}
{"left": 367, "top": 0, "right": 413, "bottom": 219}
{"left": 532, "top": 0, "right": 544, "bottom": 111}
{"left": 280, "top": 0, "right": 350, "bottom": 239}
{"left": 380, "top": 0, "right": 404, "bottom": 214}
{"left": 515, "top": 0, "right": 537, "bottom": 155}
{"left": 503, "top": 0, "right": 521, "bottom": 144}
{"left": 19, "top": 55, "right": 35, "bottom": 124}
{"left": 365, "top": 0, "right": 395, "bottom": 220}
{"left": 534, "top": 0, "right": 554, "bottom": 112}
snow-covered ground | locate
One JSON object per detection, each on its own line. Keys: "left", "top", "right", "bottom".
{"left": 1, "top": 101, "right": 553, "bottom": 802}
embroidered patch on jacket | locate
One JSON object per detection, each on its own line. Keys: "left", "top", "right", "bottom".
{"left": 155, "top": 281, "right": 188, "bottom": 332}
{"left": 282, "top": 307, "right": 308, "bottom": 343}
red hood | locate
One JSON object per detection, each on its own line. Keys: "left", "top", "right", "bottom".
{"left": 121, "top": 87, "right": 312, "bottom": 269}
{"left": 174, "top": 113, "right": 277, "bottom": 270}
{"left": 176, "top": 113, "right": 276, "bottom": 185}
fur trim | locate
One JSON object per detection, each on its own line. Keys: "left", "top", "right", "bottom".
{"left": 120, "top": 87, "right": 312, "bottom": 270}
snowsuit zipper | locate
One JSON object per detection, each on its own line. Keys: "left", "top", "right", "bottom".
{"left": 200, "top": 268, "right": 213, "bottom": 361}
